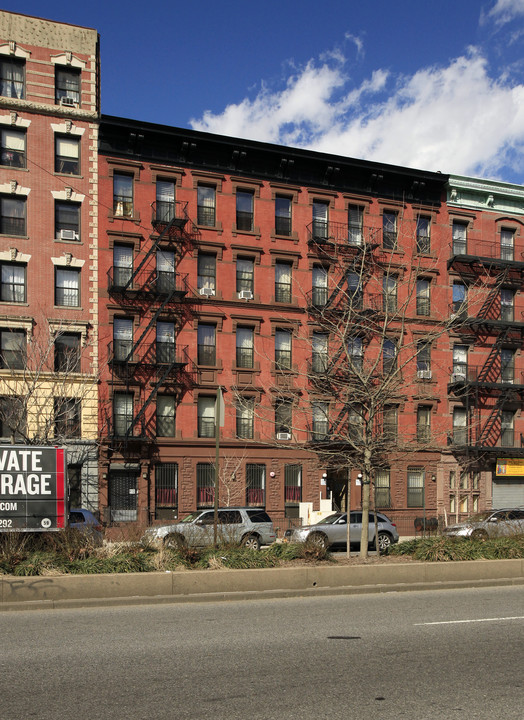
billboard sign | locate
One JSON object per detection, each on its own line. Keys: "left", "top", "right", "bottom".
{"left": 0, "top": 446, "right": 67, "bottom": 531}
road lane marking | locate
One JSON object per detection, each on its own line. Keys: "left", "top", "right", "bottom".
{"left": 415, "top": 616, "right": 524, "bottom": 626}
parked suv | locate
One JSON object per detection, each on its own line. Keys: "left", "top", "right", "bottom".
{"left": 443, "top": 508, "right": 524, "bottom": 539}
{"left": 142, "top": 508, "right": 276, "bottom": 550}
{"left": 284, "top": 511, "right": 399, "bottom": 551}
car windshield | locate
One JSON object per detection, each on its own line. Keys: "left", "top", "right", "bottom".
{"left": 180, "top": 512, "right": 202, "bottom": 523}
{"left": 317, "top": 514, "right": 345, "bottom": 525}
{"left": 465, "top": 512, "right": 492, "bottom": 523}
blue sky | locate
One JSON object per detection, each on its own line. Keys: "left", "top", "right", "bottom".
{"left": 6, "top": 0, "right": 524, "bottom": 183}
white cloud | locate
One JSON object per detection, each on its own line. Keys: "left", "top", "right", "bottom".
{"left": 190, "top": 48, "right": 524, "bottom": 180}
{"left": 485, "top": 0, "right": 524, "bottom": 26}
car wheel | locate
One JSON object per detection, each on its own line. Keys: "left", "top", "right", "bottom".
{"left": 164, "top": 533, "right": 186, "bottom": 550}
{"left": 308, "top": 532, "right": 329, "bottom": 549}
{"left": 242, "top": 534, "right": 261, "bottom": 551}
{"left": 471, "top": 529, "right": 488, "bottom": 541}
{"left": 377, "top": 532, "right": 392, "bottom": 553}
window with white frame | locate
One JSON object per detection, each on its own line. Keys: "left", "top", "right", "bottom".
{"left": 275, "top": 261, "right": 292, "bottom": 303}
{"left": 0, "top": 263, "right": 25, "bottom": 303}
{"left": 236, "top": 326, "right": 254, "bottom": 368}
{"left": 55, "top": 268, "right": 80, "bottom": 307}
{"left": 1, "top": 128, "right": 25, "bottom": 168}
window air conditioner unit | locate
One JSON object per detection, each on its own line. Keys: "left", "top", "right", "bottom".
{"left": 277, "top": 432, "right": 291, "bottom": 440}
{"left": 59, "top": 229, "right": 78, "bottom": 240}
{"left": 199, "top": 287, "right": 215, "bottom": 297}
{"left": 239, "top": 290, "right": 253, "bottom": 300}
{"left": 417, "top": 369, "right": 432, "bottom": 380}
{"left": 60, "top": 96, "right": 76, "bottom": 107}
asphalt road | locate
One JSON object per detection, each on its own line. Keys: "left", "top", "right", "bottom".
{"left": 1, "top": 586, "right": 523, "bottom": 720}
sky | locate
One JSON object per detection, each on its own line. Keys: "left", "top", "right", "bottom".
{"left": 6, "top": 0, "right": 524, "bottom": 183}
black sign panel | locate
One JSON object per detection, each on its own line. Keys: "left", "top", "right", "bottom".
{"left": 0, "top": 446, "right": 67, "bottom": 532}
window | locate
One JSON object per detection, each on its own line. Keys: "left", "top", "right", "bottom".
{"left": 416, "top": 278, "right": 430, "bottom": 316}
{"left": 246, "top": 464, "right": 265, "bottom": 505}
{"left": 501, "top": 228, "right": 514, "bottom": 261}
{"left": 196, "top": 463, "right": 215, "bottom": 506}
{"left": 312, "top": 265, "right": 328, "bottom": 306}
{"left": 275, "top": 261, "right": 292, "bottom": 303}
{"left": 407, "top": 468, "right": 424, "bottom": 507}
{"left": 197, "top": 323, "right": 216, "bottom": 365}
{"left": 348, "top": 336, "right": 363, "bottom": 372}
{"left": 383, "top": 274, "right": 397, "bottom": 313}
{"left": 198, "top": 397, "right": 215, "bottom": 438}
{"left": 452, "top": 282, "right": 467, "bottom": 318}
{"left": 197, "top": 253, "right": 216, "bottom": 295}
{"left": 113, "top": 173, "right": 133, "bottom": 217}
{"left": 383, "top": 406, "right": 397, "bottom": 442}
{"left": 501, "top": 348, "right": 514, "bottom": 383}
{"left": 452, "top": 407, "right": 467, "bottom": 445}
{"left": 0, "top": 396, "right": 25, "bottom": 440}
{"left": 1, "top": 128, "right": 25, "bottom": 168}
{"left": 275, "top": 196, "right": 292, "bottom": 236}
{"left": 0, "top": 263, "right": 25, "bottom": 303}
{"left": 416, "top": 341, "right": 431, "bottom": 379}
{"left": 236, "top": 190, "right": 254, "bottom": 231}
{"left": 383, "top": 212, "right": 397, "bottom": 249}
{"left": 55, "top": 202, "right": 80, "bottom": 241}
{"left": 157, "top": 396, "right": 175, "bottom": 437}
{"left": 109, "top": 471, "right": 138, "bottom": 522}
{"left": 156, "top": 250, "right": 175, "bottom": 294}
{"left": 417, "top": 406, "right": 431, "bottom": 443}
{"left": 0, "top": 58, "right": 24, "bottom": 99}
{"left": 55, "top": 66, "right": 80, "bottom": 105}
{"left": 54, "top": 332, "right": 80, "bottom": 372}
{"left": 452, "top": 345, "right": 468, "bottom": 381}
{"left": 312, "top": 332, "right": 328, "bottom": 373}
{"left": 375, "top": 469, "right": 391, "bottom": 508}
{"left": 156, "top": 321, "right": 175, "bottom": 364}
{"left": 236, "top": 397, "right": 254, "bottom": 439}
{"left": 113, "top": 318, "right": 133, "bottom": 362}
{"left": 155, "top": 463, "right": 178, "bottom": 508}
{"left": 55, "top": 136, "right": 80, "bottom": 175}
{"left": 416, "top": 216, "right": 431, "bottom": 254}
{"left": 348, "top": 205, "right": 363, "bottom": 246}
{"left": 0, "top": 329, "right": 25, "bottom": 369}
{"left": 312, "top": 401, "right": 329, "bottom": 441}
{"left": 113, "top": 245, "right": 133, "bottom": 288}
{"left": 54, "top": 398, "right": 80, "bottom": 438}
{"left": 155, "top": 180, "right": 175, "bottom": 223}
{"left": 347, "top": 272, "right": 362, "bottom": 309}
{"left": 55, "top": 268, "right": 80, "bottom": 307}
{"left": 236, "top": 327, "right": 254, "bottom": 368}
{"left": 382, "top": 338, "right": 397, "bottom": 374}
{"left": 284, "top": 464, "right": 301, "bottom": 503}
{"left": 197, "top": 185, "right": 215, "bottom": 226}
{"left": 501, "top": 288, "right": 514, "bottom": 321}
{"left": 275, "top": 399, "right": 292, "bottom": 437}
{"left": 275, "top": 329, "right": 292, "bottom": 370}
{"left": 501, "top": 410, "right": 514, "bottom": 447}
{"left": 452, "top": 221, "right": 467, "bottom": 255}
{"left": 113, "top": 392, "right": 133, "bottom": 436}
{"left": 0, "top": 196, "right": 25, "bottom": 236}
{"left": 236, "top": 257, "right": 254, "bottom": 297}
{"left": 312, "top": 201, "right": 328, "bottom": 240}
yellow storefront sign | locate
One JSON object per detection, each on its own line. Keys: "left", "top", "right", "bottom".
{"left": 496, "top": 458, "right": 524, "bottom": 476}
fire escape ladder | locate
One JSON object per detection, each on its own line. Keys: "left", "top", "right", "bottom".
{"left": 477, "top": 331, "right": 507, "bottom": 383}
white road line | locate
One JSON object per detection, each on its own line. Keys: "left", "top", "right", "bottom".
{"left": 415, "top": 616, "right": 524, "bottom": 626}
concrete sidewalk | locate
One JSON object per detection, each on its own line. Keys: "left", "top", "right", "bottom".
{"left": 1, "top": 558, "right": 523, "bottom": 611}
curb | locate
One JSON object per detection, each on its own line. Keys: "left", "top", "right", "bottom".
{"left": 2, "top": 558, "right": 523, "bottom": 611}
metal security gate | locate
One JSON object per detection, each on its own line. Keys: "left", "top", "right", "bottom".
{"left": 492, "top": 477, "right": 524, "bottom": 508}
{"left": 109, "top": 472, "right": 138, "bottom": 522}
